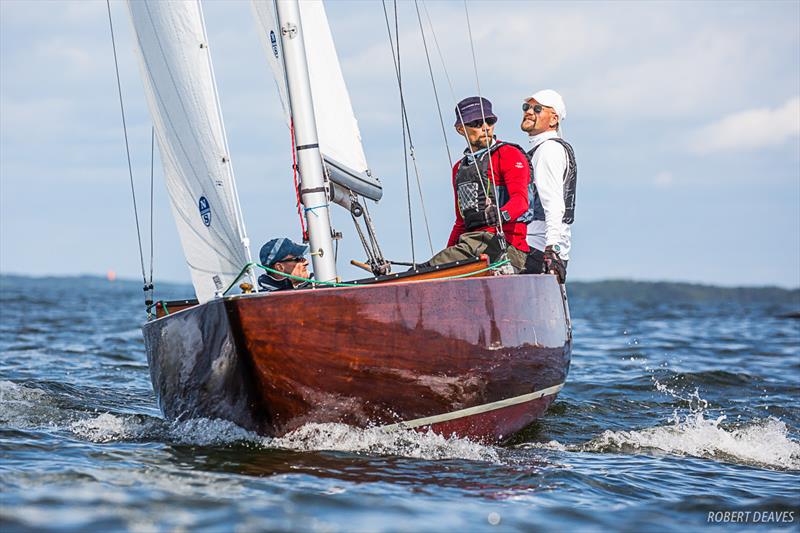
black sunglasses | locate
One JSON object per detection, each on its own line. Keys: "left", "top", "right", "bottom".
{"left": 280, "top": 256, "right": 306, "bottom": 264}
{"left": 463, "top": 117, "right": 497, "bottom": 128}
{"left": 522, "top": 103, "right": 549, "bottom": 114}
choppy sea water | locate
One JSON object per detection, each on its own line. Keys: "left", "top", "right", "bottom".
{"left": 1, "top": 275, "right": 798, "bottom": 532}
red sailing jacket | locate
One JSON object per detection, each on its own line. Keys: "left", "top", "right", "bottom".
{"left": 447, "top": 142, "right": 531, "bottom": 252}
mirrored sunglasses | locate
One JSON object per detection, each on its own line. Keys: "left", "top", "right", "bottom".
{"left": 463, "top": 117, "right": 497, "bottom": 128}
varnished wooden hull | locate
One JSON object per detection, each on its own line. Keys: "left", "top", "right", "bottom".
{"left": 143, "top": 274, "right": 571, "bottom": 442}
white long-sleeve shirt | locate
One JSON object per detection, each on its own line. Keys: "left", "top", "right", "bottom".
{"left": 527, "top": 130, "right": 572, "bottom": 260}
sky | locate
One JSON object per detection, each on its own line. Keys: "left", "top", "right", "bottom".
{"left": 1, "top": 0, "right": 799, "bottom": 289}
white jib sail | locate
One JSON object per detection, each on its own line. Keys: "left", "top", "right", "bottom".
{"left": 251, "top": 0, "right": 382, "bottom": 201}
{"left": 128, "top": 0, "right": 251, "bottom": 303}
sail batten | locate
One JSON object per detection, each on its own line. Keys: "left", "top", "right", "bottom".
{"left": 128, "top": 0, "right": 250, "bottom": 303}
{"left": 252, "top": 0, "right": 382, "bottom": 201}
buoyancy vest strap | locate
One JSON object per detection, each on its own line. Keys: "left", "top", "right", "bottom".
{"left": 528, "top": 138, "right": 577, "bottom": 224}
{"left": 456, "top": 145, "right": 499, "bottom": 230}
{"left": 456, "top": 141, "right": 534, "bottom": 229}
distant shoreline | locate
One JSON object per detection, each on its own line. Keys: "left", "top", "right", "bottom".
{"left": 1, "top": 273, "right": 798, "bottom": 304}
{"left": 566, "top": 279, "right": 799, "bottom": 304}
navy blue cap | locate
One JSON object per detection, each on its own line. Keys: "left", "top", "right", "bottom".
{"left": 259, "top": 238, "right": 309, "bottom": 266}
{"left": 454, "top": 96, "right": 496, "bottom": 127}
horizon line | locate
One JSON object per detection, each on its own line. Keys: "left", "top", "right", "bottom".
{"left": 1, "top": 270, "right": 797, "bottom": 291}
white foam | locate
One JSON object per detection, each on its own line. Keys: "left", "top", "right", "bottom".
{"left": 581, "top": 413, "right": 800, "bottom": 470}
{"left": 0, "top": 380, "right": 57, "bottom": 428}
{"left": 519, "top": 440, "right": 567, "bottom": 452}
{"left": 166, "top": 418, "right": 267, "bottom": 446}
{"left": 519, "top": 374, "right": 800, "bottom": 471}
{"left": 272, "top": 423, "right": 500, "bottom": 462}
{"left": 69, "top": 413, "right": 266, "bottom": 446}
{"left": 68, "top": 414, "right": 497, "bottom": 462}
{"left": 70, "top": 413, "right": 150, "bottom": 443}
{"left": 0, "top": 380, "right": 46, "bottom": 405}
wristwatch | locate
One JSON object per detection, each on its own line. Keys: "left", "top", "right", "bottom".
{"left": 548, "top": 244, "right": 561, "bottom": 254}
{"left": 500, "top": 210, "right": 511, "bottom": 222}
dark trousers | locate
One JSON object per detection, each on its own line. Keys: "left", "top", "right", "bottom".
{"left": 423, "top": 231, "right": 528, "bottom": 272}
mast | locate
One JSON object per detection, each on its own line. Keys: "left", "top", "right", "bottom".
{"left": 274, "top": 0, "right": 337, "bottom": 282}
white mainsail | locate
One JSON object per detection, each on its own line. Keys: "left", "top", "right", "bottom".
{"left": 127, "top": 0, "right": 251, "bottom": 303}
{"left": 251, "top": 0, "right": 382, "bottom": 201}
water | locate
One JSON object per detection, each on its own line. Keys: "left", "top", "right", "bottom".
{"left": 1, "top": 275, "right": 798, "bottom": 531}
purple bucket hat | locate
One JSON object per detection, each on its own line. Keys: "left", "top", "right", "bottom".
{"left": 454, "top": 96, "right": 496, "bottom": 127}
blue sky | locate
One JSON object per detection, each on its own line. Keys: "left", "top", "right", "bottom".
{"left": 1, "top": 0, "right": 798, "bottom": 288}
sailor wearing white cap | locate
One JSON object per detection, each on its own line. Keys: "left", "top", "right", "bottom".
{"left": 520, "top": 89, "right": 577, "bottom": 284}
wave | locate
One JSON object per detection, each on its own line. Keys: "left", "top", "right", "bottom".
{"left": 9, "top": 378, "right": 795, "bottom": 469}
{"left": 69, "top": 413, "right": 260, "bottom": 446}
{"left": 71, "top": 415, "right": 497, "bottom": 462}
{"left": 579, "top": 413, "right": 800, "bottom": 471}
{"left": 2, "top": 381, "right": 497, "bottom": 462}
{"left": 0, "top": 380, "right": 56, "bottom": 428}
{"left": 526, "top": 414, "right": 799, "bottom": 471}
{"left": 271, "top": 423, "right": 499, "bottom": 462}
{"left": 523, "top": 377, "right": 800, "bottom": 471}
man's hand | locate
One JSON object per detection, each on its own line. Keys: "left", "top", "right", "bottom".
{"left": 544, "top": 245, "right": 566, "bottom": 284}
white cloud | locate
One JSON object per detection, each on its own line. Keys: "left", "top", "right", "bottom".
{"left": 2, "top": 0, "right": 799, "bottom": 286}
{"left": 328, "top": 1, "right": 799, "bottom": 125}
{"left": 689, "top": 96, "right": 800, "bottom": 153}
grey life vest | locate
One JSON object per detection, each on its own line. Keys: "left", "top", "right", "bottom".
{"left": 454, "top": 142, "right": 532, "bottom": 230}
{"left": 527, "top": 138, "right": 577, "bottom": 224}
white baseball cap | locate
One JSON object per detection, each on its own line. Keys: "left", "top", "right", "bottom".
{"left": 525, "top": 89, "right": 566, "bottom": 135}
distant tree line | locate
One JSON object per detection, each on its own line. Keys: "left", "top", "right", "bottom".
{"left": 567, "top": 280, "right": 800, "bottom": 305}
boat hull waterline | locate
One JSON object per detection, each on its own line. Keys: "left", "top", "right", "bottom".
{"left": 143, "top": 274, "right": 571, "bottom": 442}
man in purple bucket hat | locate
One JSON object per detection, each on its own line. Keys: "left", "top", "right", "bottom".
{"left": 422, "top": 96, "right": 533, "bottom": 272}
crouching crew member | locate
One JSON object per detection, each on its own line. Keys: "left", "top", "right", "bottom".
{"left": 520, "top": 89, "right": 577, "bottom": 284}
{"left": 424, "top": 96, "right": 532, "bottom": 272}
{"left": 257, "top": 237, "right": 312, "bottom": 291}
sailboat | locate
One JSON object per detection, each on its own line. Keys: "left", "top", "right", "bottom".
{"left": 127, "top": 0, "right": 571, "bottom": 442}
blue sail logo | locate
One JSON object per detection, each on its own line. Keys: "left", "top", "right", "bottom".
{"left": 270, "top": 31, "right": 279, "bottom": 58}
{"left": 198, "top": 196, "right": 211, "bottom": 227}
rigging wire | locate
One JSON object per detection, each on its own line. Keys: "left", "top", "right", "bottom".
{"left": 463, "top": 1, "right": 484, "bottom": 99}
{"left": 420, "top": 0, "right": 510, "bottom": 267}
{"left": 351, "top": 207, "right": 375, "bottom": 267}
{"left": 414, "top": 0, "right": 452, "bottom": 168}
{"left": 408, "top": 149, "right": 434, "bottom": 256}
{"left": 148, "top": 126, "right": 155, "bottom": 286}
{"left": 421, "top": 2, "right": 459, "bottom": 109}
{"left": 105, "top": 0, "right": 150, "bottom": 299}
{"left": 381, "top": 1, "right": 436, "bottom": 258}
{"left": 420, "top": 1, "right": 496, "bottom": 227}
{"left": 461, "top": 0, "right": 508, "bottom": 246}
{"left": 382, "top": 0, "right": 416, "bottom": 265}
{"left": 360, "top": 199, "right": 386, "bottom": 267}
